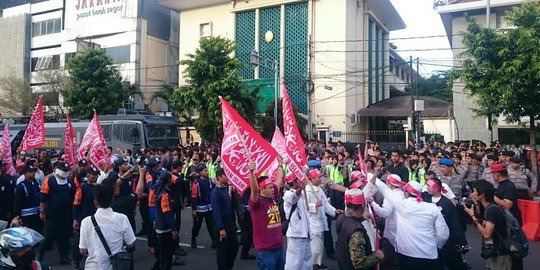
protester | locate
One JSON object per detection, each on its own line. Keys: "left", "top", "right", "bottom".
{"left": 190, "top": 164, "right": 217, "bottom": 249}
{"left": 152, "top": 171, "right": 178, "bottom": 270}
{"left": 13, "top": 165, "right": 42, "bottom": 234}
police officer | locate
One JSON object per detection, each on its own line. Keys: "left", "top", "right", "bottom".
{"left": 508, "top": 157, "right": 537, "bottom": 200}
{"left": 38, "top": 161, "right": 76, "bottom": 264}
{"left": 72, "top": 166, "right": 99, "bottom": 270}
{"left": 170, "top": 160, "right": 187, "bottom": 262}
{"left": 0, "top": 161, "right": 15, "bottom": 222}
{"left": 151, "top": 170, "right": 177, "bottom": 270}
{"left": 113, "top": 156, "right": 137, "bottom": 232}
{"left": 13, "top": 165, "right": 42, "bottom": 234}
{"left": 136, "top": 157, "right": 162, "bottom": 254}
{"left": 74, "top": 160, "right": 91, "bottom": 187}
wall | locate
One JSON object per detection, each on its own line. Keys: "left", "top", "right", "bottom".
{"left": 0, "top": 14, "right": 30, "bottom": 86}
{"left": 423, "top": 117, "right": 456, "bottom": 143}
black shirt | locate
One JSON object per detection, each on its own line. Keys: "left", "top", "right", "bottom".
{"left": 483, "top": 203, "right": 508, "bottom": 254}
{"left": 386, "top": 163, "right": 409, "bottom": 182}
{"left": 495, "top": 179, "right": 522, "bottom": 225}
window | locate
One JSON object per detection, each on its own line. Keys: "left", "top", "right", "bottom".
{"left": 32, "top": 18, "right": 61, "bottom": 37}
{"left": 389, "top": 56, "right": 395, "bottom": 73}
{"left": 31, "top": 55, "right": 60, "bottom": 71}
{"left": 113, "top": 124, "right": 122, "bottom": 140}
{"left": 101, "top": 124, "right": 111, "bottom": 141}
{"left": 200, "top": 23, "right": 211, "bottom": 37}
{"left": 105, "top": 45, "right": 131, "bottom": 64}
{"left": 122, "top": 124, "right": 140, "bottom": 144}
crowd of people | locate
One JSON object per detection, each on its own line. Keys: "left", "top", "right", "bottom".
{"left": 0, "top": 137, "right": 536, "bottom": 270}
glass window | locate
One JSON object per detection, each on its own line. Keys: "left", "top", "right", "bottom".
{"left": 113, "top": 124, "right": 122, "bottom": 140}
{"left": 46, "top": 20, "right": 54, "bottom": 35}
{"left": 40, "top": 21, "right": 47, "bottom": 36}
{"left": 200, "top": 23, "right": 211, "bottom": 37}
{"left": 101, "top": 124, "right": 111, "bottom": 141}
{"left": 105, "top": 45, "right": 131, "bottom": 64}
{"left": 53, "top": 18, "right": 61, "bottom": 33}
{"left": 32, "top": 22, "right": 41, "bottom": 37}
{"left": 122, "top": 124, "right": 139, "bottom": 144}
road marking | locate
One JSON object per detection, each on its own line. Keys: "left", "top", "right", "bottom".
{"left": 135, "top": 236, "right": 206, "bottom": 249}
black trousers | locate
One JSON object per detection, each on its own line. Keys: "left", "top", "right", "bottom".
{"left": 140, "top": 198, "right": 156, "bottom": 247}
{"left": 439, "top": 244, "right": 467, "bottom": 270}
{"left": 182, "top": 181, "right": 191, "bottom": 205}
{"left": 217, "top": 227, "right": 239, "bottom": 270}
{"left": 39, "top": 208, "right": 72, "bottom": 258}
{"left": 192, "top": 211, "right": 216, "bottom": 244}
{"left": 398, "top": 253, "right": 441, "bottom": 270}
{"left": 72, "top": 230, "right": 82, "bottom": 267}
{"left": 154, "top": 231, "right": 175, "bottom": 270}
{"left": 240, "top": 211, "right": 253, "bottom": 256}
{"left": 324, "top": 217, "right": 335, "bottom": 255}
{"left": 21, "top": 215, "right": 43, "bottom": 234}
{"left": 380, "top": 238, "right": 399, "bottom": 270}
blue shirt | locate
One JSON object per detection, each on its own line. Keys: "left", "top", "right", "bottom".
{"left": 211, "top": 186, "right": 235, "bottom": 231}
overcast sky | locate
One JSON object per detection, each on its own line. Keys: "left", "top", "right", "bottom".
{"left": 390, "top": 0, "right": 454, "bottom": 75}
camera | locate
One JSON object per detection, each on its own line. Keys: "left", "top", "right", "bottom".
{"left": 460, "top": 197, "right": 474, "bottom": 208}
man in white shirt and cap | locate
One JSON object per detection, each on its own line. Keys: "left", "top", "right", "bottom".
{"left": 369, "top": 174, "right": 404, "bottom": 270}
{"left": 369, "top": 174, "right": 449, "bottom": 270}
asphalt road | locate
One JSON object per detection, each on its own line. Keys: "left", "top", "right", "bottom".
{"left": 42, "top": 207, "right": 540, "bottom": 269}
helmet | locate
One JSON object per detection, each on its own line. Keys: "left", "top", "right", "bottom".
{"left": 0, "top": 227, "right": 44, "bottom": 267}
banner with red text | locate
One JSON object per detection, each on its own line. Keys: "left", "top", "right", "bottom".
{"left": 219, "top": 96, "right": 278, "bottom": 194}
{"left": 1, "top": 125, "right": 16, "bottom": 176}
{"left": 281, "top": 81, "right": 307, "bottom": 181}
{"left": 64, "top": 113, "right": 78, "bottom": 167}
{"left": 21, "top": 96, "right": 45, "bottom": 151}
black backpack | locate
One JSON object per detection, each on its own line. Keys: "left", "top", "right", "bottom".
{"left": 498, "top": 207, "right": 529, "bottom": 258}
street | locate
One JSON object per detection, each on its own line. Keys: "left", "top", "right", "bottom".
{"left": 40, "top": 206, "right": 540, "bottom": 269}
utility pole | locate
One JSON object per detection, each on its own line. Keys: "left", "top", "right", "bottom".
{"left": 416, "top": 57, "right": 420, "bottom": 143}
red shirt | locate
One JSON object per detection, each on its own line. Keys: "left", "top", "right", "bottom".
{"left": 249, "top": 193, "right": 284, "bottom": 251}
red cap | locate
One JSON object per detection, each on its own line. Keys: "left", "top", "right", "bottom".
{"left": 345, "top": 189, "right": 365, "bottom": 205}
{"left": 491, "top": 163, "right": 507, "bottom": 173}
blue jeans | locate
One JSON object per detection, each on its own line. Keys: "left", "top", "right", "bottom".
{"left": 256, "top": 247, "right": 285, "bottom": 270}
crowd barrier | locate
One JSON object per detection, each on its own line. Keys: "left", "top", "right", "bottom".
{"left": 518, "top": 199, "right": 540, "bottom": 241}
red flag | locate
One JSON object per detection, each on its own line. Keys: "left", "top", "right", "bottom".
{"left": 219, "top": 96, "right": 278, "bottom": 194}
{"left": 64, "top": 113, "right": 78, "bottom": 167}
{"left": 266, "top": 127, "right": 288, "bottom": 179}
{"left": 21, "top": 96, "right": 45, "bottom": 151}
{"left": 281, "top": 81, "right": 307, "bottom": 181}
{"left": 358, "top": 151, "right": 368, "bottom": 177}
{"left": 78, "top": 111, "right": 111, "bottom": 169}
{"left": 1, "top": 125, "right": 16, "bottom": 176}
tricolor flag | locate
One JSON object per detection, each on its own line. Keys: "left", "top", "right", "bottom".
{"left": 219, "top": 96, "right": 278, "bottom": 194}
{"left": 20, "top": 96, "right": 45, "bottom": 151}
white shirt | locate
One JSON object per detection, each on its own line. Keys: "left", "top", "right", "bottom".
{"left": 283, "top": 189, "right": 310, "bottom": 238}
{"left": 370, "top": 187, "right": 404, "bottom": 249}
{"left": 306, "top": 185, "right": 335, "bottom": 233}
{"left": 79, "top": 208, "right": 136, "bottom": 270}
{"left": 375, "top": 179, "right": 449, "bottom": 260}
{"left": 422, "top": 183, "right": 456, "bottom": 201}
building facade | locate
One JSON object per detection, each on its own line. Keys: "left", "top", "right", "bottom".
{"left": 438, "top": 0, "right": 537, "bottom": 145}
{"left": 0, "top": 0, "right": 179, "bottom": 115}
{"left": 158, "top": 0, "right": 406, "bottom": 141}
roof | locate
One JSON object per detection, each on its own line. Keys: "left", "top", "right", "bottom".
{"left": 357, "top": 95, "right": 453, "bottom": 117}
{"left": 366, "top": 0, "right": 406, "bottom": 31}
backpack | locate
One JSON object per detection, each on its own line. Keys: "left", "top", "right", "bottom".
{"left": 499, "top": 208, "right": 529, "bottom": 258}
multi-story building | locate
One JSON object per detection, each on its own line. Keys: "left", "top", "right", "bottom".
{"left": 0, "top": 0, "right": 179, "bottom": 115}
{"left": 438, "top": 0, "right": 536, "bottom": 145}
{"left": 158, "top": 0, "right": 406, "bottom": 142}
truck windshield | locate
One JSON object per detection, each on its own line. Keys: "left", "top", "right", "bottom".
{"left": 144, "top": 125, "right": 179, "bottom": 147}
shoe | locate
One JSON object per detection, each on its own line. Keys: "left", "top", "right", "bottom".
{"left": 326, "top": 253, "right": 336, "bottom": 260}
{"left": 135, "top": 230, "right": 146, "bottom": 236}
{"left": 59, "top": 257, "right": 71, "bottom": 265}
{"left": 240, "top": 254, "right": 256, "bottom": 260}
{"left": 191, "top": 238, "right": 197, "bottom": 249}
{"left": 174, "top": 247, "right": 188, "bottom": 256}
{"left": 172, "top": 255, "right": 186, "bottom": 265}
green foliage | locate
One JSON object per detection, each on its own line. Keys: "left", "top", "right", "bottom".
{"left": 455, "top": 3, "right": 540, "bottom": 174}
{"left": 170, "top": 37, "right": 260, "bottom": 142}
{"left": 0, "top": 73, "right": 35, "bottom": 116}
{"left": 63, "top": 49, "right": 123, "bottom": 119}
{"left": 405, "top": 70, "right": 453, "bottom": 103}
{"left": 260, "top": 98, "right": 307, "bottom": 139}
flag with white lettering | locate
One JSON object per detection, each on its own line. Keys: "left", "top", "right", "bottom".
{"left": 281, "top": 81, "right": 307, "bottom": 181}
{"left": 64, "top": 113, "right": 78, "bottom": 167}
{"left": 265, "top": 127, "right": 288, "bottom": 179}
{"left": 219, "top": 96, "right": 278, "bottom": 194}
{"left": 21, "top": 96, "right": 45, "bottom": 151}
{"left": 1, "top": 125, "right": 16, "bottom": 176}
{"left": 78, "top": 111, "right": 111, "bottom": 169}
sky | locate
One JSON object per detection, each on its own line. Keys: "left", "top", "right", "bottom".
{"left": 389, "top": 0, "right": 454, "bottom": 76}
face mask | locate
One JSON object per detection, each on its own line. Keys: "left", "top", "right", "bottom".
{"left": 55, "top": 169, "right": 68, "bottom": 179}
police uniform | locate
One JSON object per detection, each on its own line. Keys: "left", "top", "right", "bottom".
{"left": 14, "top": 166, "right": 42, "bottom": 234}
{"left": 142, "top": 157, "right": 161, "bottom": 251}
{"left": 153, "top": 172, "right": 176, "bottom": 270}
{"left": 38, "top": 162, "right": 76, "bottom": 263}
{"left": 508, "top": 165, "right": 537, "bottom": 200}
{"left": 72, "top": 167, "right": 98, "bottom": 269}
{"left": 0, "top": 167, "right": 15, "bottom": 221}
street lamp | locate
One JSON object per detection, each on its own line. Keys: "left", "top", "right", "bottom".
{"left": 250, "top": 50, "right": 279, "bottom": 127}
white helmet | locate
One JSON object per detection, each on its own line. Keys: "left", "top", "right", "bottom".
{"left": 0, "top": 227, "right": 44, "bottom": 268}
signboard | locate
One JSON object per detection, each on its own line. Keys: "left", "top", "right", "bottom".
{"left": 73, "top": 0, "right": 126, "bottom": 21}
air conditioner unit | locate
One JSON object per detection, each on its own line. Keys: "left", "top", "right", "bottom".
{"left": 351, "top": 114, "right": 360, "bottom": 125}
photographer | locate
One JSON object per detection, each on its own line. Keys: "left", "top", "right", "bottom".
{"left": 463, "top": 180, "right": 511, "bottom": 270}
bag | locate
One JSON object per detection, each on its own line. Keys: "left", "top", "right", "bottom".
{"left": 281, "top": 200, "right": 298, "bottom": 236}
{"left": 500, "top": 208, "right": 529, "bottom": 258}
{"left": 91, "top": 216, "right": 134, "bottom": 270}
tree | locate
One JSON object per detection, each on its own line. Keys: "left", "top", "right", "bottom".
{"left": 405, "top": 70, "right": 453, "bottom": 103}
{"left": 170, "top": 36, "right": 260, "bottom": 142}
{"left": 0, "top": 73, "right": 34, "bottom": 116}
{"left": 455, "top": 3, "right": 540, "bottom": 177}
{"left": 63, "top": 49, "right": 123, "bottom": 119}
{"left": 260, "top": 98, "right": 307, "bottom": 139}
{"left": 35, "top": 70, "right": 69, "bottom": 119}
